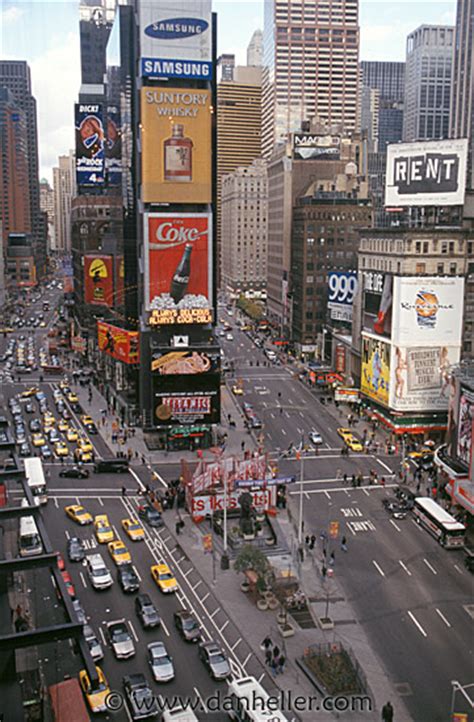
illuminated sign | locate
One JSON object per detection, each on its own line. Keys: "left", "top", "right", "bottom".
{"left": 149, "top": 308, "right": 213, "bottom": 325}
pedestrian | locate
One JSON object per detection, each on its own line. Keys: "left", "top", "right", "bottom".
{"left": 322, "top": 564, "right": 327, "bottom": 579}
{"left": 381, "top": 477, "right": 386, "bottom": 487}
{"left": 298, "top": 545, "right": 304, "bottom": 562}
{"left": 270, "top": 657, "right": 278, "bottom": 677}
{"left": 121, "top": 486, "right": 127, "bottom": 497}
{"left": 241, "top": 441, "right": 245, "bottom": 452}
{"left": 175, "top": 518, "right": 181, "bottom": 535}
{"left": 351, "top": 474, "right": 356, "bottom": 487}
{"left": 261, "top": 636, "right": 273, "bottom": 651}
{"left": 341, "top": 535, "right": 347, "bottom": 552}
{"left": 265, "top": 649, "right": 272, "bottom": 666}
{"left": 272, "top": 645, "right": 280, "bottom": 659}
{"left": 343, "top": 473, "right": 348, "bottom": 484}
{"left": 277, "top": 654, "right": 286, "bottom": 674}
{"left": 329, "top": 551, "right": 335, "bottom": 566}
{"left": 309, "top": 534, "right": 316, "bottom": 550}
{"left": 305, "top": 535, "right": 310, "bottom": 546}
{"left": 381, "top": 701, "right": 394, "bottom": 722}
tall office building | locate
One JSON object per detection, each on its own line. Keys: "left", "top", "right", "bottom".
{"left": 39, "top": 179, "right": 55, "bottom": 254}
{"left": 217, "top": 65, "right": 262, "bottom": 285}
{"left": 403, "top": 25, "right": 454, "bottom": 142}
{"left": 0, "top": 61, "right": 45, "bottom": 279}
{"left": 53, "top": 151, "right": 76, "bottom": 254}
{"left": 360, "top": 86, "right": 379, "bottom": 152}
{"left": 262, "top": 0, "right": 360, "bottom": 158}
{"left": 217, "top": 54, "right": 235, "bottom": 82}
{"left": 361, "top": 61, "right": 405, "bottom": 104}
{"left": 247, "top": 29, "right": 263, "bottom": 66}
{"left": 450, "top": 0, "right": 474, "bottom": 194}
{"left": 80, "top": 0, "right": 115, "bottom": 84}
{"left": 0, "top": 88, "right": 30, "bottom": 238}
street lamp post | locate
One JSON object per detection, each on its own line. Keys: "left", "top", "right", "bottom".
{"left": 297, "top": 434, "right": 305, "bottom": 546}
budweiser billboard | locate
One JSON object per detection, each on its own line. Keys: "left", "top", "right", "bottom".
{"left": 84, "top": 255, "right": 113, "bottom": 306}
{"left": 97, "top": 321, "right": 140, "bottom": 365}
{"left": 144, "top": 213, "right": 213, "bottom": 325}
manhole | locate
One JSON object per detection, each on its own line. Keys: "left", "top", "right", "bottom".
{"left": 463, "top": 604, "right": 474, "bottom": 619}
{"left": 393, "top": 683, "right": 413, "bottom": 696}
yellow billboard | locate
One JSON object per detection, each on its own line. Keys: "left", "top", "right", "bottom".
{"left": 361, "top": 335, "right": 390, "bottom": 406}
{"left": 141, "top": 87, "right": 212, "bottom": 204}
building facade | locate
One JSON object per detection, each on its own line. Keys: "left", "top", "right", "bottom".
{"left": 262, "top": 0, "right": 360, "bottom": 158}
{"left": 79, "top": 0, "right": 115, "bottom": 84}
{"left": 0, "top": 88, "right": 30, "bottom": 239}
{"left": 361, "top": 61, "right": 405, "bottom": 104}
{"left": 247, "top": 29, "right": 263, "bottom": 66}
{"left": 450, "top": 0, "right": 474, "bottom": 200}
{"left": 221, "top": 159, "right": 267, "bottom": 295}
{"left": 53, "top": 152, "right": 76, "bottom": 254}
{"left": 39, "top": 179, "right": 55, "bottom": 254}
{"left": 403, "top": 25, "right": 454, "bottom": 142}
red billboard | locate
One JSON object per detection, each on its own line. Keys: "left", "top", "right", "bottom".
{"left": 97, "top": 321, "right": 139, "bottom": 364}
{"left": 84, "top": 255, "right": 113, "bottom": 306}
{"left": 144, "top": 213, "right": 212, "bottom": 325}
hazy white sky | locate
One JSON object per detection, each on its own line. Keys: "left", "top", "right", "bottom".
{"left": 0, "top": 0, "right": 456, "bottom": 180}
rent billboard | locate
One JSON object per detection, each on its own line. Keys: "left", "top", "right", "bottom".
{"left": 140, "top": 87, "right": 212, "bottom": 204}
{"left": 97, "top": 321, "right": 140, "bottom": 365}
{"left": 293, "top": 133, "right": 341, "bottom": 161}
{"left": 361, "top": 335, "right": 390, "bottom": 406}
{"left": 144, "top": 213, "right": 212, "bottom": 325}
{"left": 84, "top": 255, "right": 113, "bottom": 306}
{"left": 389, "top": 345, "right": 460, "bottom": 412}
{"left": 75, "top": 103, "right": 105, "bottom": 187}
{"left": 385, "top": 139, "right": 468, "bottom": 207}
{"left": 153, "top": 375, "right": 220, "bottom": 425}
{"left": 151, "top": 347, "right": 220, "bottom": 374}
{"left": 362, "top": 272, "right": 393, "bottom": 339}
{"left": 457, "top": 387, "right": 474, "bottom": 466}
{"left": 391, "top": 276, "right": 464, "bottom": 347}
{"left": 139, "top": 0, "right": 212, "bottom": 80}
{"left": 328, "top": 271, "right": 357, "bottom": 322}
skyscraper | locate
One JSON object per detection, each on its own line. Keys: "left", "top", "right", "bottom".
{"left": 361, "top": 61, "right": 405, "bottom": 104}
{"left": 403, "top": 25, "right": 454, "bottom": 142}
{"left": 0, "top": 61, "right": 45, "bottom": 278}
{"left": 262, "top": 0, "right": 360, "bottom": 158}
{"left": 80, "top": 0, "right": 116, "bottom": 85}
{"left": 53, "top": 152, "right": 76, "bottom": 254}
{"left": 39, "top": 179, "right": 55, "bottom": 254}
{"left": 0, "top": 88, "right": 31, "bottom": 237}
{"left": 247, "top": 29, "right": 263, "bottom": 66}
{"left": 450, "top": 0, "right": 473, "bottom": 193}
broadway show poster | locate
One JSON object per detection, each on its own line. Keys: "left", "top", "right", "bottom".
{"left": 457, "top": 387, "right": 474, "bottom": 466}
{"left": 390, "top": 345, "right": 460, "bottom": 412}
{"left": 106, "top": 104, "right": 122, "bottom": 187}
{"left": 97, "top": 321, "right": 139, "bottom": 365}
{"left": 75, "top": 103, "right": 105, "bottom": 186}
{"left": 361, "top": 336, "right": 390, "bottom": 407}
{"left": 362, "top": 272, "right": 393, "bottom": 339}
{"left": 84, "top": 255, "right": 113, "bottom": 306}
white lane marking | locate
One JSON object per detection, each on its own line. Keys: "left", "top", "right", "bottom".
{"left": 210, "top": 607, "right": 221, "bottom": 619}
{"left": 98, "top": 497, "right": 104, "bottom": 507}
{"left": 129, "top": 468, "right": 146, "bottom": 492}
{"left": 160, "top": 618, "right": 170, "bottom": 637}
{"left": 193, "top": 687, "right": 208, "bottom": 713}
{"left": 435, "top": 608, "right": 451, "bottom": 628}
{"left": 192, "top": 580, "right": 202, "bottom": 591}
{"left": 281, "top": 429, "right": 287, "bottom": 436}
{"left": 399, "top": 560, "right": 412, "bottom": 576}
{"left": 347, "top": 524, "right": 356, "bottom": 536}
{"left": 242, "top": 652, "right": 252, "bottom": 667}
{"left": 363, "top": 488, "right": 370, "bottom": 496}
{"left": 258, "top": 673, "right": 265, "bottom": 683}
{"left": 454, "top": 564, "right": 463, "bottom": 574}
{"left": 299, "top": 412, "right": 304, "bottom": 418}
{"left": 183, "top": 568, "right": 193, "bottom": 578}
{"left": 372, "top": 560, "right": 385, "bottom": 577}
{"left": 230, "top": 637, "right": 242, "bottom": 651}
{"left": 79, "top": 572, "right": 87, "bottom": 588}
{"left": 129, "top": 620, "right": 139, "bottom": 643}
{"left": 297, "top": 428, "right": 303, "bottom": 434}
{"left": 423, "top": 558, "right": 438, "bottom": 575}
{"left": 220, "top": 620, "right": 229, "bottom": 632}
{"left": 407, "top": 611, "right": 427, "bottom": 637}
{"left": 390, "top": 520, "right": 401, "bottom": 532}
{"left": 134, "top": 565, "right": 142, "bottom": 582}
{"left": 64, "top": 529, "right": 70, "bottom": 540}
{"left": 201, "top": 592, "right": 210, "bottom": 603}
{"left": 270, "top": 413, "right": 275, "bottom": 419}
{"left": 54, "top": 497, "right": 58, "bottom": 508}
{"left": 289, "top": 484, "right": 398, "bottom": 495}
{"left": 377, "top": 459, "right": 393, "bottom": 473}
{"left": 305, "top": 492, "right": 310, "bottom": 500}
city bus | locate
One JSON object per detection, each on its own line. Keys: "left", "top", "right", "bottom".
{"left": 227, "top": 676, "right": 290, "bottom": 722}
{"left": 413, "top": 497, "right": 466, "bottom": 549}
{"left": 19, "top": 515, "right": 42, "bottom": 557}
{"left": 162, "top": 708, "right": 200, "bottom": 722}
{"left": 24, "top": 457, "right": 48, "bottom": 505}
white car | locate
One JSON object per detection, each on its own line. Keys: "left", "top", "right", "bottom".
{"left": 226, "top": 333, "right": 233, "bottom": 341}
{"left": 309, "top": 431, "right": 323, "bottom": 445}
{"left": 148, "top": 641, "right": 175, "bottom": 682}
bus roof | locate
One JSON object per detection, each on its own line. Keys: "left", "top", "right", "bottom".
{"left": 228, "top": 677, "right": 289, "bottom": 721}
{"left": 24, "top": 458, "right": 46, "bottom": 488}
{"left": 415, "top": 497, "right": 466, "bottom": 530}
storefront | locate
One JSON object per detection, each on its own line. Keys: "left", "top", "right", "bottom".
{"left": 164, "top": 425, "right": 212, "bottom": 452}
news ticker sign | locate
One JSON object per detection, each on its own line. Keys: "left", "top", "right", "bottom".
{"left": 385, "top": 139, "right": 468, "bottom": 207}
{"left": 190, "top": 488, "right": 275, "bottom": 516}
{"left": 234, "top": 476, "right": 296, "bottom": 489}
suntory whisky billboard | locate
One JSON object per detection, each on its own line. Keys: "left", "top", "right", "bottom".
{"left": 140, "top": 88, "right": 212, "bottom": 204}
{"left": 144, "top": 213, "right": 213, "bottom": 325}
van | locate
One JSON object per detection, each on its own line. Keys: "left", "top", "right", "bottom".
{"left": 93, "top": 458, "right": 129, "bottom": 474}
{"left": 162, "top": 707, "right": 199, "bottom": 722}
{"left": 86, "top": 553, "right": 113, "bottom": 590}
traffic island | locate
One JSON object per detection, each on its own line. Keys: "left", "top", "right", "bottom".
{"left": 296, "top": 642, "right": 371, "bottom": 698}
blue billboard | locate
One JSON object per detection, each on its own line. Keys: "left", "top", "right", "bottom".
{"left": 75, "top": 103, "right": 105, "bottom": 187}
{"left": 106, "top": 104, "right": 122, "bottom": 187}
{"left": 327, "top": 271, "right": 358, "bottom": 322}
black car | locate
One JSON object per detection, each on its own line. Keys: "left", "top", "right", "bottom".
{"left": 135, "top": 593, "right": 160, "bottom": 629}
{"left": 138, "top": 505, "right": 163, "bottom": 528}
{"left": 173, "top": 609, "right": 201, "bottom": 642}
{"left": 29, "top": 419, "right": 41, "bottom": 433}
{"left": 415, "top": 454, "right": 435, "bottom": 472}
{"left": 70, "top": 403, "right": 83, "bottom": 413}
{"left": 118, "top": 564, "right": 140, "bottom": 593}
{"left": 84, "top": 421, "right": 98, "bottom": 435}
{"left": 67, "top": 536, "right": 86, "bottom": 562}
{"left": 382, "top": 497, "right": 407, "bottom": 520}
{"left": 123, "top": 674, "right": 159, "bottom": 720}
{"left": 19, "top": 442, "right": 31, "bottom": 457}
{"left": 59, "top": 466, "right": 90, "bottom": 479}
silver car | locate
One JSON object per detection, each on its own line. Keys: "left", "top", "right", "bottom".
{"left": 147, "top": 641, "right": 175, "bottom": 682}
{"left": 83, "top": 624, "right": 104, "bottom": 662}
{"left": 198, "top": 640, "right": 231, "bottom": 680}
{"left": 107, "top": 619, "right": 136, "bottom": 660}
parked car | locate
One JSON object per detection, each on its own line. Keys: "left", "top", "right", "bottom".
{"left": 84, "top": 625, "right": 104, "bottom": 662}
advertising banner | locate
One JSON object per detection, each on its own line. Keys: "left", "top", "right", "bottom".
{"left": 75, "top": 103, "right": 105, "bottom": 186}
{"left": 190, "top": 488, "right": 275, "bottom": 517}
{"left": 144, "top": 213, "right": 212, "bottom": 324}
{"left": 335, "top": 345, "right": 346, "bottom": 373}
{"left": 293, "top": 134, "right": 340, "bottom": 161}
{"left": 362, "top": 272, "right": 392, "bottom": 338}
{"left": 385, "top": 139, "right": 468, "bottom": 207}
{"left": 97, "top": 321, "right": 140, "bottom": 365}
{"left": 334, "top": 387, "right": 360, "bottom": 403}
{"left": 390, "top": 345, "right": 460, "bottom": 412}
{"left": 328, "top": 271, "right": 357, "bottom": 322}
{"left": 151, "top": 347, "right": 220, "bottom": 374}
{"left": 141, "top": 88, "right": 212, "bottom": 203}
{"left": 154, "top": 375, "right": 219, "bottom": 425}
{"left": 392, "top": 276, "right": 464, "bottom": 347}
{"left": 361, "top": 336, "right": 390, "bottom": 406}
{"left": 139, "top": 0, "right": 212, "bottom": 80}
{"left": 106, "top": 104, "right": 122, "bottom": 186}
{"left": 84, "top": 255, "right": 113, "bottom": 306}
{"left": 457, "top": 387, "right": 474, "bottom": 466}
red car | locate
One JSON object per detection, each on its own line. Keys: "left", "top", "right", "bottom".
{"left": 56, "top": 553, "right": 65, "bottom": 571}
{"left": 60, "top": 570, "right": 76, "bottom": 598}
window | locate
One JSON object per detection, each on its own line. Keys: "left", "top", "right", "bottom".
{"left": 416, "top": 263, "right": 426, "bottom": 274}
{"left": 437, "top": 263, "right": 444, "bottom": 274}
{"left": 441, "top": 242, "right": 448, "bottom": 254}
{"left": 450, "top": 263, "right": 457, "bottom": 274}
{"left": 423, "top": 242, "right": 429, "bottom": 254}
{"left": 415, "top": 241, "right": 421, "bottom": 253}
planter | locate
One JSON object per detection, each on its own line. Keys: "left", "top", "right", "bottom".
{"left": 256, "top": 513, "right": 265, "bottom": 522}
{"left": 256, "top": 598, "right": 269, "bottom": 611}
{"left": 240, "top": 581, "right": 250, "bottom": 593}
{"left": 318, "top": 616, "right": 334, "bottom": 630}
{"left": 265, "top": 537, "right": 276, "bottom": 546}
{"left": 278, "top": 622, "right": 295, "bottom": 638}
{"left": 267, "top": 597, "right": 279, "bottom": 611}
{"left": 243, "top": 533, "right": 255, "bottom": 541}
{"left": 277, "top": 612, "right": 287, "bottom": 624}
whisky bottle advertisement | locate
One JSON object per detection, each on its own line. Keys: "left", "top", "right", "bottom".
{"left": 164, "top": 124, "right": 193, "bottom": 182}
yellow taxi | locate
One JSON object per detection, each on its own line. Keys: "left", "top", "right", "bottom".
{"left": 232, "top": 385, "right": 244, "bottom": 395}
{"left": 108, "top": 540, "right": 131, "bottom": 566}
{"left": 337, "top": 427, "right": 352, "bottom": 440}
{"left": 79, "top": 667, "right": 110, "bottom": 714}
{"left": 94, "top": 514, "right": 114, "bottom": 543}
{"left": 67, "top": 392, "right": 79, "bottom": 403}
{"left": 408, "top": 447, "right": 435, "bottom": 460}
{"left": 75, "top": 449, "right": 93, "bottom": 463}
{"left": 121, "top": 518, "right": 145, "bottom": 542}
{"left": 77, "top": 438, "right": 93, "bottom": 454}
{"left": 59, "top": 380, "right": 69, "bottom": 390}
{"left": 81, "top": 415, "right": 95, "bottom": 426}
{"left": 39, "top": 321, "right": 46, "bottom": 328}
{"left": 54, "top": 441, "right": 69, "bottom": 458}
{"left": 58, "top": 419, "right": 69, "bottom": 433}
{"left": 65, "top": 505, "right": 93, "bottom": 525}
{"left": 21, "top": 386, "right": 39, "bottom": 399}
{"left": 345, "top": 436, "right": 364, "bottom": 452}
{"left": 151, "top": 563, "right": 178, "bottom": 593}
{"left": 66, "top": 427, "right": 78, "bottom": 442}
{"left": 0, "top": 327, "right": 13, "bottom": 334}
{"left": 32, "top": 433, "right": 46, "bottom": 448}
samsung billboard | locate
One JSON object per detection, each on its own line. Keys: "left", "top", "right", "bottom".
{"left": 385, "top": 139, "right": 468, "bottom": 207}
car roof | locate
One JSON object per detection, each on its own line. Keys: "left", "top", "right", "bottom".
{"left": 149, "top": 641, "right": 166, "bottom": 652}
{"left": 137, "top": 593, "right": 152, "bottom": 604}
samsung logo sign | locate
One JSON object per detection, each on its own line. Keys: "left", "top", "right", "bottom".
{"left": 144, "top": 17, "right": 208, "bottom": 40}
{"left": 141, "top": 57, "right": 212, "bottom": 80}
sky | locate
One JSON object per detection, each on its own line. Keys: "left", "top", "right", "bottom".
{"left": 0, "top": 0, "right": 456, "bottom": 181}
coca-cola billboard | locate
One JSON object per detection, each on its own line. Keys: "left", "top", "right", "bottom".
{"left": 144, "top": 212, "right": 213, "bottom": 325}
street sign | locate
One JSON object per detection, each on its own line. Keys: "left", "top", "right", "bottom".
{"left": 234, "top": 476, "right": 296, "bottom": 489}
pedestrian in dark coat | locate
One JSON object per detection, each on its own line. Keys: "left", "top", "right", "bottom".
{"left": 309, "top": 534, "right": 316, "bottom": 550}
{"left": 341, "top": 536, "right": 347, "bottom": 552}
{"left": 278, "top": 654, "right": 286, "bottom": 674}
{"left": 265, "top": 649, "right": 272, "bottom": 666}
{"left": 272, "top": 645, "right": 280, "bottom": 659}
{"left": 261, "top": 636, "right": 272, "bottom": 651}
{"left": 381, "top": 701, "right": 394, "bottom": 722}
